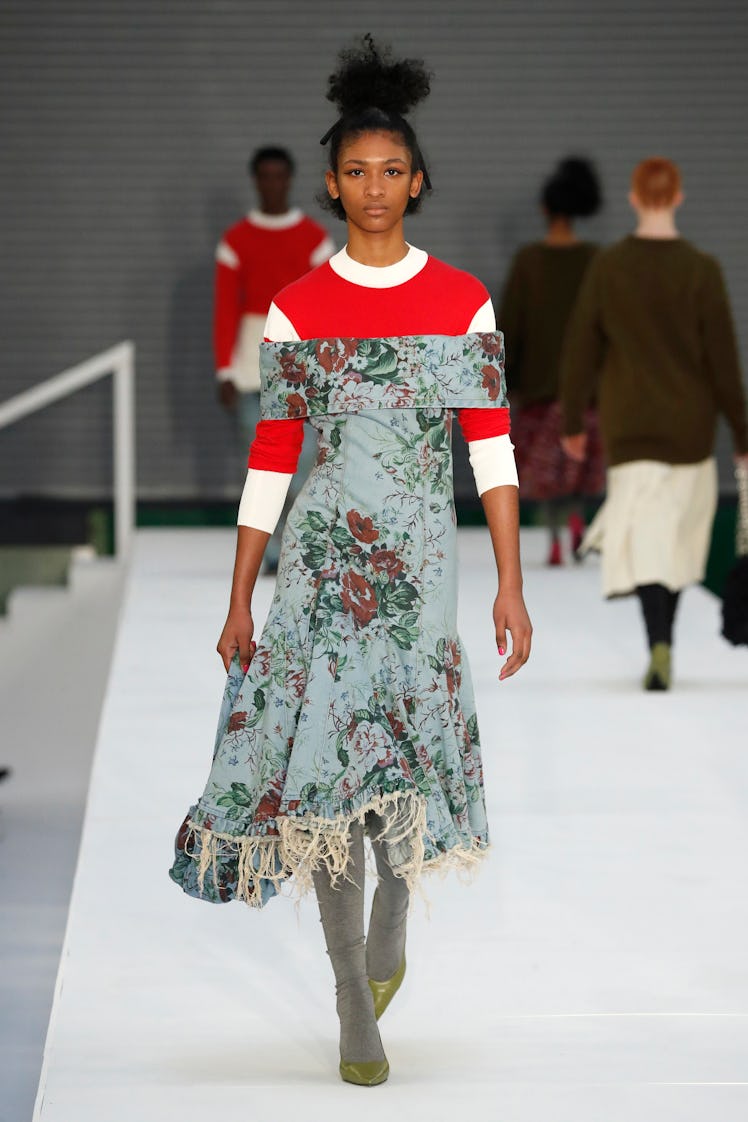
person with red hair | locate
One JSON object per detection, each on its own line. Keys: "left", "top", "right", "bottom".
{"left": 560, "top": 158, "right": 748, "bottom": 689}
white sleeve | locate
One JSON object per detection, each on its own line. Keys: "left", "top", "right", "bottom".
{"left": 237, "top": 469, "right": 293, "bottom": 533}
{"left": 310, "top": 235, "right": 336, "bottom": 268}
{"left": 264, "top": 302, "right": 301, "bottom": 343}
{"left": 468, "top": 433, "right": 519, "bottom": 494}
{"left": 467, "top": 298, "right": 497, "bottom": 332}
{"left": 215, "top": 240, "right": 239, "bottom": 269}
{"left": 237, "top": 304, "right": 303, "bottom": 534}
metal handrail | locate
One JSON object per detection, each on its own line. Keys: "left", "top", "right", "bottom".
{"left": 0, "top": 342, "right": 136, "bottom": 557}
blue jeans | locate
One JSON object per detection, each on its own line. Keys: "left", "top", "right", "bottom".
{"left": 237, "top": 391, "right": 317, "bottom": 567}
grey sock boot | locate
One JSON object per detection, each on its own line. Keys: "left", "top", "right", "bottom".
{"left": 366, "top": 811, "right": 410, "bottom": 983}
{"left": 312, "top": 821, "right": 386, "bottom": 1070}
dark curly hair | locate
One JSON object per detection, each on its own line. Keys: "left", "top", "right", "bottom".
{"left": 541, "top": 157, "right": 602, "bottom": 219}
{"left": 319, "top": 35, "right": 433, "bottom": 220}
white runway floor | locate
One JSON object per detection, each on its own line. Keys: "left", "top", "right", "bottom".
{"left": 33, "top": 528, "right": 748, "bottom": 1121}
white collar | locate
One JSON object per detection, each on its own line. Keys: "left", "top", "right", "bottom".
{"left": 329, "top": 244, "right": 428, "bottom": 288}
{"left": 247, "top": 207, "right": 303, "bottom": 230}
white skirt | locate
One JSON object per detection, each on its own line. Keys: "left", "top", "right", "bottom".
{"left": 582, "top": 457, "right": 718, "bottom": 597}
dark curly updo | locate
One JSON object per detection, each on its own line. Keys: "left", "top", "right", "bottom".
{"left": 320, "top": 34, "right": 433, "bottom": 220}
{"left": 541, "top": 157, "right": 602, "bottom": 219}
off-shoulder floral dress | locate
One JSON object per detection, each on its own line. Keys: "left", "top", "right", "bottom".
{"left": 170, "top": 331, "right": 507, "bottom": 907}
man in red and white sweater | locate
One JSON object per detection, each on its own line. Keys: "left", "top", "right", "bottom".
{"left": 214, "top": 145, "right": 334, "bottom": 568}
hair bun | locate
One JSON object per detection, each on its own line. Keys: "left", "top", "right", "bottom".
{"left": 326, "top": 33, "right": 431, "bottom": 117}
{"left": 542, "top": 156, "right": 602, "bottom": 219}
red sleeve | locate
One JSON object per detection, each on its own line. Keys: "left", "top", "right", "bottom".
{"left": 213, "top": 259, "right": 242, "bottom": 371}
{"left": 458, "top": 407, "right": 511, "bottom": 441}
{"left": 247, "top": 419, "right": 305, "bottom": 472}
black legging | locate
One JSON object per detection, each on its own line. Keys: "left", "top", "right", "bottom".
{"left": 636, "top": 583, "right": 680, "bottom": 647}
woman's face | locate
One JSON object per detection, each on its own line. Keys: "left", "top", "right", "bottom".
{"left": 326, "top": 130, "right": 423, "bottom": 235}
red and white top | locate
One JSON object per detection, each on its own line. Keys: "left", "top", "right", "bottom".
{"left": 214, "top": 208, "right": 334, "bottom": 392}
{"left": 239, "top": 245, "right": 518, "bottom": 533}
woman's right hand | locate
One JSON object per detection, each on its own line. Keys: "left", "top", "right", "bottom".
{"left": 217, "top": 605, "right": 256, "bottom": 673}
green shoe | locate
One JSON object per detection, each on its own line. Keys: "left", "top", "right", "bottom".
{"left": 644, "top": 642, "right": 671, "bottom": 691}
{"left": 368, "top": 956, "right": 406, "bottom": 1021}
{"left": 339, "top": 1057, "right": 390, "bottom": 1086}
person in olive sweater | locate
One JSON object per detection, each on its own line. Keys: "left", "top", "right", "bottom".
{"left": 499, "top": 157, "right": 605, "bottom": 566}
{"left": 560, "top": 157, "right": 748, "bottom": 689}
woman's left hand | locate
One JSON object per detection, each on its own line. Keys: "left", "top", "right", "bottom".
{"left": 493, "top": 589, "right": 532, "bottom": 680}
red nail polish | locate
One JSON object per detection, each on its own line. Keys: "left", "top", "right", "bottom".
{"left": 241, "top": 663, "right": 249, "bottom": 673}
{"left": 498, "top": 647, "right": 505, "bottom": 656}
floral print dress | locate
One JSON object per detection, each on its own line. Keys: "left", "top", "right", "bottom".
{"left": 170, "top": 331, "right": 507, "bottom": 907}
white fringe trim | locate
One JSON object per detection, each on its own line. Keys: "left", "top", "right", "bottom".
{"left": 182, "top": 790, "right": 488, "bottom": 908}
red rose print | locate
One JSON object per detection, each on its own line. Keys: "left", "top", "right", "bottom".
{"left": 286, "top": 392, "right": 306, "bottom": 418}
{"left": 346, "top": 509, "right": 379, "bottom": 543}
{"left": 385, "top": 710, "right": 406, "bottom": 740}
{"left": 315, "top": 339, "right": 357, "bottom": 375}
{"left": 416, "top": 744, "right": 432, "bottom": 769}
{"left": 478, "top": 334, "right": 503, "bottom": 357}
{"left": 228, "top": 711, "right": 247, "bottom": 733}
{"left": 287, "top": 669, "right": 306, "bottom": 699}
{"left": 481, "top": 365, "right": 502, "bottom": 402}
{"left": 341, "top": 570, "right": 378, "bottom": 626}
{"left": 254, "top": 790, "right": 281, "bottom": 822}
{"left": 176, "top": 816, "right": 192, "bottom": 851}
{"left": 370, "top": 548, "right": 405, "bottom": 581}
{"left": 444, "top": 639, "right": 462, "bottom": 696}
{"left": 279, "top": 353, "right": 308, "bottom": 384}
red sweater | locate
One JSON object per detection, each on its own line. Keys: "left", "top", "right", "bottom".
{"left": 214, "top": 209, "right": 333, "bottom": 380}
{"left": 248, "top": 249, "right": 510, "bottom": 471}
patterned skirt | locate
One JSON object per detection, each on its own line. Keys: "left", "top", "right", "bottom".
{"left": 513, "top": 400, "right": 605, "bottom": 502}
{"left": 169, "top": 333, "right": 506, "bottom": 908}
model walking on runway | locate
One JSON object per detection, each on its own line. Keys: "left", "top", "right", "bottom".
{"left": 499, "top": 157, "right": 605, "bottom": 565}
{"left": 560, "top": 157, "right": 748, "bottom": 689}
{"left": 171, "top": 35, "right": 532, "bottom": 1085}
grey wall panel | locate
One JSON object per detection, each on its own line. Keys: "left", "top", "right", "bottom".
{"left": 1, "top": 0, "right": 746, "bottom": 499}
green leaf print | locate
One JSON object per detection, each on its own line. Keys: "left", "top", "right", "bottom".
{"left": 329, "top": 425, "right": 342, "bottom": 449}
{"left": 299, "top": 782, "right": 318, "bottom": 804}
{"left": 331, "top": 525, "right": 355, "bottom": 550}
{"left": 306, "top": 510, "right": 329, "bottom": 532}
{"left": 379, "top": 581, "right": 419, "bottom": 617}
{"left": 390, "top": 625, "right": 416, "bottom": 650}
{"left": 301, "top": 540, "right": 328, "bottom": 571}
{"left": 466, "top": 713, "right": 479, "bottom": 743}
{"left": 253, "top": 688, "right": 265, "bottom": 711}
{"left": 217, "top": 781, "right": 254, "bottom": 808}
{"left": 427, "top": 425, "right": 449, "bottom": 451}
{"left": 358, "top": 341, "right": 399, "bottom": 383}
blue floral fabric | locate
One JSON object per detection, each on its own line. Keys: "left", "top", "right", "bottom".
{"left": 170, "top": 331, "right": 507, "bottom": 907}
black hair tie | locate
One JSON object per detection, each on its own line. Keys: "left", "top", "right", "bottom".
{"left": 319, "top": 120, "right": 342, "bottom": 145}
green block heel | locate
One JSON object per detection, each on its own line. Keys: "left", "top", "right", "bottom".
{"left": 644, "top": 642, "right": 671, "bottom": 691}
{"left": 339, "top": 1057, "right": 390, "bottom": 1086}
{"left": 369, "top": 956, "right": 406, "bottom": 1021}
